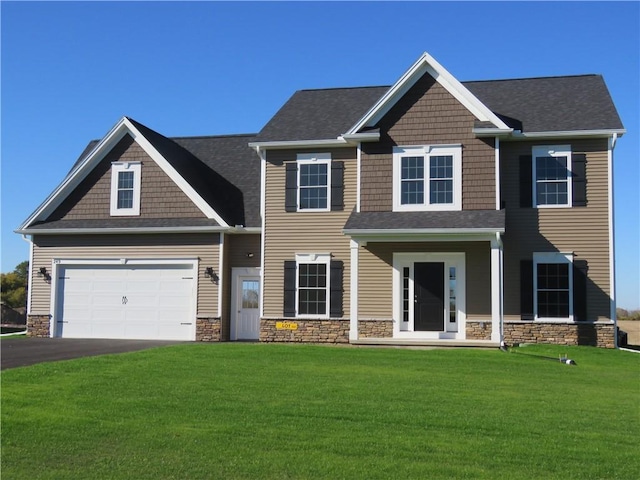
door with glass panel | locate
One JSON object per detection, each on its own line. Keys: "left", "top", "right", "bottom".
{"left": 232, "top": 270, "right": 260, "bottom": 340}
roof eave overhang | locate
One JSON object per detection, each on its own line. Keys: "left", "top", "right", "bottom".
{"left": 15, "top": 226, "right": 232, "bottom": 236}
{"left": 248, "top": 138, "right": 350, "bottom": 150}
{"left": 473, "top": 128, "right": 514, "bottom": 137}
{"left": 343, "top": 227, "right": 505, "bottom": 243}
{"left": 509, "top": 129, "right": 626, "bottom": 140}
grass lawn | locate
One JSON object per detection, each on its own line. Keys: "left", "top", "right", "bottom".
{"left": 2, "top": 344, "right": 639, "bottom": 479}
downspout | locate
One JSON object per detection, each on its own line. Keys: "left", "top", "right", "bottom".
{"left": 608, "top": 133, "right": 618, "bottom": 348}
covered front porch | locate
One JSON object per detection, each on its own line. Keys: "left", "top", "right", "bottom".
{"left": 344, "top": 210, "right": 505, "bottom": 347}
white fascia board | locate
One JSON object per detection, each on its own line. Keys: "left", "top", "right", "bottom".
{"left": 344, "top": 227, "right": 504, "bottom": 236}
{"left": 511, "top": 129, "right": 626, "bottom": 139}
{"left": 346, "top": 52, "right": 511, "bottom": 135}
{"left": 18, "top": 117, "right": 133, "bottom": 230}
{"left": 340, "top": 132, "right": 380, "bottom": 143}
{"left": 15, "top": 226, "right": 230, "bottom": 235}
{"left": 120, "top": 118, "right": 229, "bottom": 227}
{"left": 473, "top": 128, "right": 514, "bottom": 137}
{"left": 248, "top": 138, "right": 348, "bottom": 149}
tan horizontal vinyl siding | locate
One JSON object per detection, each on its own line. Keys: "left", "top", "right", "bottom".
{"left": 263, "top": 148, "right": 356, "bottom": 318}
{"left": 501, "top": 138, "right": 611, "bottom": 320}
{"left": 29, "top": 233, "right": 220, "bottom": 317}
{"left": 48, "top": 135, "right": 205, "bottom": 221}
{"left": 361, "top": 73, "right": 496, "bottom": 212}
{"left": 358, "top": 242, "right": 491, "bottom": 319}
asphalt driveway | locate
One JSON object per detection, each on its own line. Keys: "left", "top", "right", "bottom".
{"left": 1, "top": 338, "right": 183, "bottom": 370}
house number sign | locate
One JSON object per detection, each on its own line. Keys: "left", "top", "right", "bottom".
{"left": 276, "top": 321, "right": 298, "bottom": 330}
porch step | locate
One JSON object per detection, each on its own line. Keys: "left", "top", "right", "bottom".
{"left": 351, "top": 338, "right": 500, "bottom": 348}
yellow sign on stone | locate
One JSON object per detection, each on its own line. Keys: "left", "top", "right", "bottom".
{"left": 276, "top": 321, "right": 298, "bottom": 330}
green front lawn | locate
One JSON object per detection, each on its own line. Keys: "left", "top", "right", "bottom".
{"left": 2, "top": 344, "right": 638, "bottom": 479}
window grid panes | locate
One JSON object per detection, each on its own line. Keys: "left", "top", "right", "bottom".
{"left": 400, "top": 156, "right": 424, "bottom": 205}
{"left": 537, "top": 263, "right": 570, "bottom": 318}
{"left": 449, "top": 267, "right": 457, "bottom": 323}
{"left": 241, "top": 280, "right": 259, "bottom": 309}
{"left": 402, "top": 267, "right": 410, "bottom": 323}
{"left": 536, "top": 156, "right": 569, "bottom": 206}
{"left": 117, "top": 171, "right": 135, "bottom": 209}
{"left": 430, "top": 155, "right": 454, "bottom": 204}
{"left": 298, "top": 264, "right": 327, "bottom": 315}
{"left": 299, "top": 163, "right": 328, "bottom": 209}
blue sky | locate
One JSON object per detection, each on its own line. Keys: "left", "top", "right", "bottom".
{"left": 1, "top": 1, "right": 638, "bottom": 309}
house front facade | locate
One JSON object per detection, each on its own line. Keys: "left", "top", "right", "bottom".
{"left": 17, "top": 52, "right": 624, "bottom": 347}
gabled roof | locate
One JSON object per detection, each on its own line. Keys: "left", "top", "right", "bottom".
{"left": 464, "top": 74, "right": 625, "bottom": 133}
{"left": 253, "top": 55, "right": 624, "bottom": 144}
{"left": 254, "top": 86, "right": 388, "bottom": 143}
{"left": 18, "top": 117, "right": 261, "bottom": 233}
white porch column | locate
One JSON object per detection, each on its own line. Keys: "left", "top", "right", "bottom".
{"left": 490, "top": 233, "right": 504, "bottom": 342}
{"left": 349, "top": 239, "right": 359, "bottom": 341}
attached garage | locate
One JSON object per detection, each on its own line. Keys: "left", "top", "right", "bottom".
{"left": 53, "top": 260, "right": 197, "bottom": 341}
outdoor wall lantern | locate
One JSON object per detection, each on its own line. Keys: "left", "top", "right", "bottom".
{"left": 204, "top": 267, "right": 219, "bottom": 284}
{"left": 38, "top": 267, "right": 51, "bottom": 281}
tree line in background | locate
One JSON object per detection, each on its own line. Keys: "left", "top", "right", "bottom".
{"left": 1, "top": 261, "right": 28, "bottom": 308}
{"left": 617, "top": 308, "right": 640, "bottom": 321}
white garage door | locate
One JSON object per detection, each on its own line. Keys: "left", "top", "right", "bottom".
{"left": 55, "top": 263, "right": 196, "bottom": 340}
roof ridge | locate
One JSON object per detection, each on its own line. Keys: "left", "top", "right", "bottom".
{"left": 170, "top": 133, "right": 258, "bottom": 140}
{"left": 297, "top": 85, "right": 390, "bottom": 93}
{"left": 463, "top": 74, "right": 599, "bottom": 84}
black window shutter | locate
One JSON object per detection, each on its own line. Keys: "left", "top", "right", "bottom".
{"left": 285, "top": 163, "right": 298, "bottom": 212}
{"left": 283, "top": 260, "right": 297, "bottom": 317}
{"left": 329, "top": 260, "right": 343, "bottom": 317}
{"left": 572, "top": 154, "right": 587, "bottom": 207}
{"left": 520, "top": 259, "right": 534, "bottom": 320}
{"left": 330, "top": 161, "right": 344, "bottom": 211}
{"left": 519, "top": 155, "right": 533, "bottom": 208}
{"left": 573, "top": 260, "right": 588, "bottom": 321}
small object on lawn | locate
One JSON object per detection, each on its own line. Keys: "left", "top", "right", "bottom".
{"left": 559, "top": 354, "right": 577, "bottom": 366}
{"left": 499, "top": 341, "right": 509, "bottom": 352}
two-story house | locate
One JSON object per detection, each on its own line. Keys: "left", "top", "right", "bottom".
{"left": 17, "top": 52, "right": 625, "bottom": 347}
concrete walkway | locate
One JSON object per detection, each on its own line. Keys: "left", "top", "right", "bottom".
{"left": 1, "top": 338, "right": 183, "bottom": 370}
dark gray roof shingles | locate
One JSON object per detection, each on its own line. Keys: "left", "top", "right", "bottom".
{"left": 344, "top": 210, "right": 505, "bottom": 231}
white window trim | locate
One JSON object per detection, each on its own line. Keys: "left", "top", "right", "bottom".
{"left": 294, "top": 253, "right": 331, "bottom": 319}
{"left": 532, "top": 145, "right": 572, "bottom": 209}
{"left": 110, "top": 162, "right": 141, "bottom": 216}
{"left": 392, "top": 145, "right": 462, "bottom": 212}
{"left": 533, "top": 252, "right": 574, "bottom": 322}
{"left": 296, "top": 153, "right": 331, "bottom": 212}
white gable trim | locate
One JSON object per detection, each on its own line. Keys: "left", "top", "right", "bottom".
{"left": 346, "top": 52, "right": 511, "bottom": 135}
{"left": 19, "top": 117, "right": 229, "bottom": 230}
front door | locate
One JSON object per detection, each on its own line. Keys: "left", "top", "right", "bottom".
{"left": 414, "top": 262, "right": 445, "bottom": 331}
{"left": 231, "top": 269, "right": 260, "bottom": 340}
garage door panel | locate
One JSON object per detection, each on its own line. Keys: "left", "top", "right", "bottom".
{"left": 56, "top": 263, "right": 196, "bottom": 341}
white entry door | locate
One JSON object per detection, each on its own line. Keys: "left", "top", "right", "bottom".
{"left": 231, "top": 268, "right": 260, "bottom": 340}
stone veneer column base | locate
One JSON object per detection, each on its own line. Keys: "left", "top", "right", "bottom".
{"left": 466, "top": 321, "right": 492, "bottom": 341}
{"left": 358, "top": 319, "right": 393, "bottom": 338}
{"left": 503, "top": 321, "right": 615, "bottom": 348}
{"left": 196, "top": 317, "right": 222, "bottom": 342}
{"left": 27, "top": 314, "right": 51, "bottom": 337}
{"left": 260, "top": 318, "right": 349, "bottom": 343}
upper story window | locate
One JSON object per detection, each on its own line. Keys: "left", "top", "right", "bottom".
{"left": 532, "top": 145, "right": 572, "bottom": 208}
{"left": 110, "top": 162, "right": 141, "bottom": 216}
{"left": 285, "top": 153, "right": 344, "bottom": 213}
{"left": 393, "top": 145, "right": 462, "bottom": 211}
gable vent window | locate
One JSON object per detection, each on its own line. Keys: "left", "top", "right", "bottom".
{"left": 393, "top": 145, "right": 462, "bottom": 212}
{"left": 110, "top": 162, "right": 141, "bottom": 216}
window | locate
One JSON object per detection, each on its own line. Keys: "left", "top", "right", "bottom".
{"left": 532, "top": 145, "right": 572, "bottom": 207}
{"left": 110, "top": 162, "right": 141, "bottom": 216}
{"left": 533, "top": 252, "right": 573, "bottom": 320}
{"left": 283, "top": 254, "right": 343, "bottom": 318}
{"left": 393, "top": 145, "right": 462, "bottom": 211}
{"left": 297, "top": 153, "right": 331, "bottom": 211}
